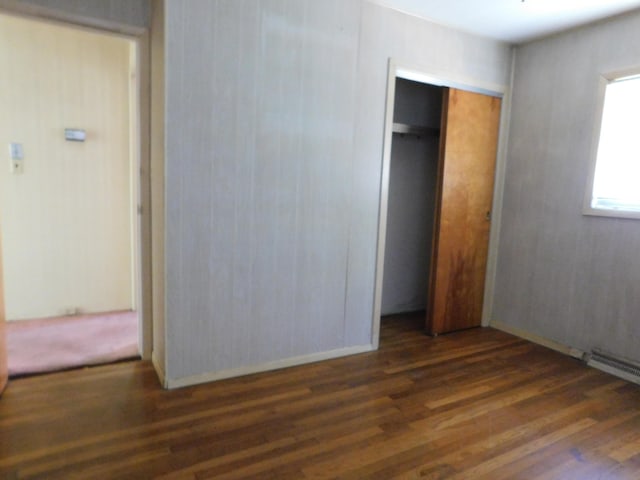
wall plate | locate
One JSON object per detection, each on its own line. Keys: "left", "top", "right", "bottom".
{"left": 65, "top": 128, "right": 86, "bottom": 142}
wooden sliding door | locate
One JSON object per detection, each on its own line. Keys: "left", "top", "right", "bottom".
{"left": 427, "top": 88, "right": 501, "bottom": 335}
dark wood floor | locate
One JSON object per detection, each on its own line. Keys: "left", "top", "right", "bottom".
{"left": 2, "top": 313, "right": 640, "bottom": 479}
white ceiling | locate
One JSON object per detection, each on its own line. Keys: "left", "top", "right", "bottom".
{"left": 373, "top": 0, "right": 640, "bottom": 43}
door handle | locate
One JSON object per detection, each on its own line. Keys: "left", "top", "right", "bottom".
{"left": 486, "top": 210, "right": 491, "bottom": 221}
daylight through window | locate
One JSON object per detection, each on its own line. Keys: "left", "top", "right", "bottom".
{"left": 589, "top": 74, "right": 640, "bottom": 216}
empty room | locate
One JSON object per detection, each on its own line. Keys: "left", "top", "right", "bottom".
{"left": 1, "top": 0, "right": 640, "bottom": 478}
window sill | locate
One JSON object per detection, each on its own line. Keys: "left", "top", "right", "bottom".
{"left": 583, "top": 205, "right": 640, "bottom": 220}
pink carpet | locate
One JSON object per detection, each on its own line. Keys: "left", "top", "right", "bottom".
{"left": 7, "top": 310, "right": 139, "bottom": 377}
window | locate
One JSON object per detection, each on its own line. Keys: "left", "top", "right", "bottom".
{"left": 585, "top": 72, "right": 640, "bottom": 219}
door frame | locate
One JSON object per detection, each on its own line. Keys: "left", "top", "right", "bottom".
{"left": 0, "top": 4, "right": 154, "bottom": 359}
{"left": 371, "top": 58, "right": 512, "bottom": 348}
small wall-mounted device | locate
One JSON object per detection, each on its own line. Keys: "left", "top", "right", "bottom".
{"left": 65, "top": 128, "right": 86, "bottom": 142}
{"left": 9, "top": 142, "right": 24, "bottom": 174}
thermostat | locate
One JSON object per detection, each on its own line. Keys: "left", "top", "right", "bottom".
{"left": 65, "top": 128, "right": 86, "bottom": 142}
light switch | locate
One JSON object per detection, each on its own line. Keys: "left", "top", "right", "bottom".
{"left": 9, "top": 142, "right": 24, "bottom": 174}
{"left": 9, "top": 142, "right": 23, "bottom": 159}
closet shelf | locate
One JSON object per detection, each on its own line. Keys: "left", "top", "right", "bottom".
{"left": 392, "top": 123, "right": 440, "bottom": 138}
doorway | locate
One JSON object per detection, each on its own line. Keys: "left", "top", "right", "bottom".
{"left": 0, "top": 13, "right": 143, "bottom": 376}
{"left": 374, "top": 64, "right": 503, "bottom": 345}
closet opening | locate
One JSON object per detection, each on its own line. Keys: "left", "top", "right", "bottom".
{"left": 375, "top": 65, "right": 503, "bottom": 346}
{"left": 380, "top": 79, "right": 444, "bottom": 338}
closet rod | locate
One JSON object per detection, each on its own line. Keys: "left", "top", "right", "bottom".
{"left": 392, "top": 122, "right": 440, "bottom": 138}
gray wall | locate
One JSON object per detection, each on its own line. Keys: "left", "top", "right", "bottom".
{"left": 345, "top": 2, "right": 511, "bottom": 347}
{"left": 164, "top": 0, "right": 362, "bottom": 380}
{"left": 493, "top": 11, "right": 640, "bottom": 363}
{"left": 163, "top": 0, "right": 512, "bottom": 382}
{"left": 382, "top": 80, "right": 441, "bottom": 315}
{"left": 150, "top": 0, "right": 165, "bottom": 377}
{"left": 7, "top": 0, "right": 149, "bottom": 29}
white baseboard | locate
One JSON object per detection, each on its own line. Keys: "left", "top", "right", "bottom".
{"left": 151, "top": 350, "right": 167, "bottom": 388}
{"left": 164, "top": 344, "right": 375, "bottom": 390}
{"left": 490, "top": 320, "right": 574, "bottom": 356}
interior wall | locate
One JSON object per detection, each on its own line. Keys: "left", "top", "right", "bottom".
{"left": 381, "top": 79, "right": 441, "bottom": 315}
{"left": 493, "top": 10, "right": 640, "bottom": 364}
{"left": 1, "top": 0, "right": 150, "bottom": 30}
{"left": 162, "top": 0, "right": 511, "bottom": 384}
{"left": 0, "top": 14, "right": 134, "bottom": 320}
{"left": 0, "top": 232, "right": 7, "bottom": 393}
{"left": 150, "top": 0, "right": 166, "bottom": 382}
{"left": 165, "top": 0, "right": 362, "bottom": 381}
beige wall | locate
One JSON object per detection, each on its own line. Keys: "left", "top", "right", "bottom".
{"left": 0, "top": 231, "right": 7, "bottom": 392}
{"left": 0, "top": 14, "right": 134, "bottom": 320}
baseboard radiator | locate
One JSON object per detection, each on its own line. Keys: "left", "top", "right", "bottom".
{"left": 587, "top": 349, "right": 640, "bottom": 385}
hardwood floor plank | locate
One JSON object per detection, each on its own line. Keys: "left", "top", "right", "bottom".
{"left": 609, "top": 435, "right": 640, "bottom": 463}
{"left": 370, "top": 397, "right": 610, "bottom": 479}
{"left": 447, "top": 418, "right": 598, "bottom": 479}
{"left": 424, "top": 384, "right": 493, "bottom": 409}
{"left": 490, "top": 410, "right": 640, "bottom": 480}
{"left": 199, "top": 428, "right": 384, "bottom": 480}
{"left": 1, "top": 313, "right": 640, "bottom": 478}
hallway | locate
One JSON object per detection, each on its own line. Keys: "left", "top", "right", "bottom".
{"left": 7, "top": 311, "right": 138, "bottom": 377}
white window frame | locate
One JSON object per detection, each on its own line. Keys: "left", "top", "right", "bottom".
{"left": 584, "top": 67, "right": 640, "bottom": 220}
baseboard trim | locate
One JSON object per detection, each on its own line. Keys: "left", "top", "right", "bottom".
{"left": 151, "top": 351, "right": 167, "bottom": 388}
{"left": 490, "top": 320, "right": 573, "bottom": 356}
{"left": 165, "top": 344, "right": 375, "bottom": 390}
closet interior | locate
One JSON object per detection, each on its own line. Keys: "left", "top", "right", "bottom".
{"left": 381, "top": 78, "right": 443, "bottom": 322}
